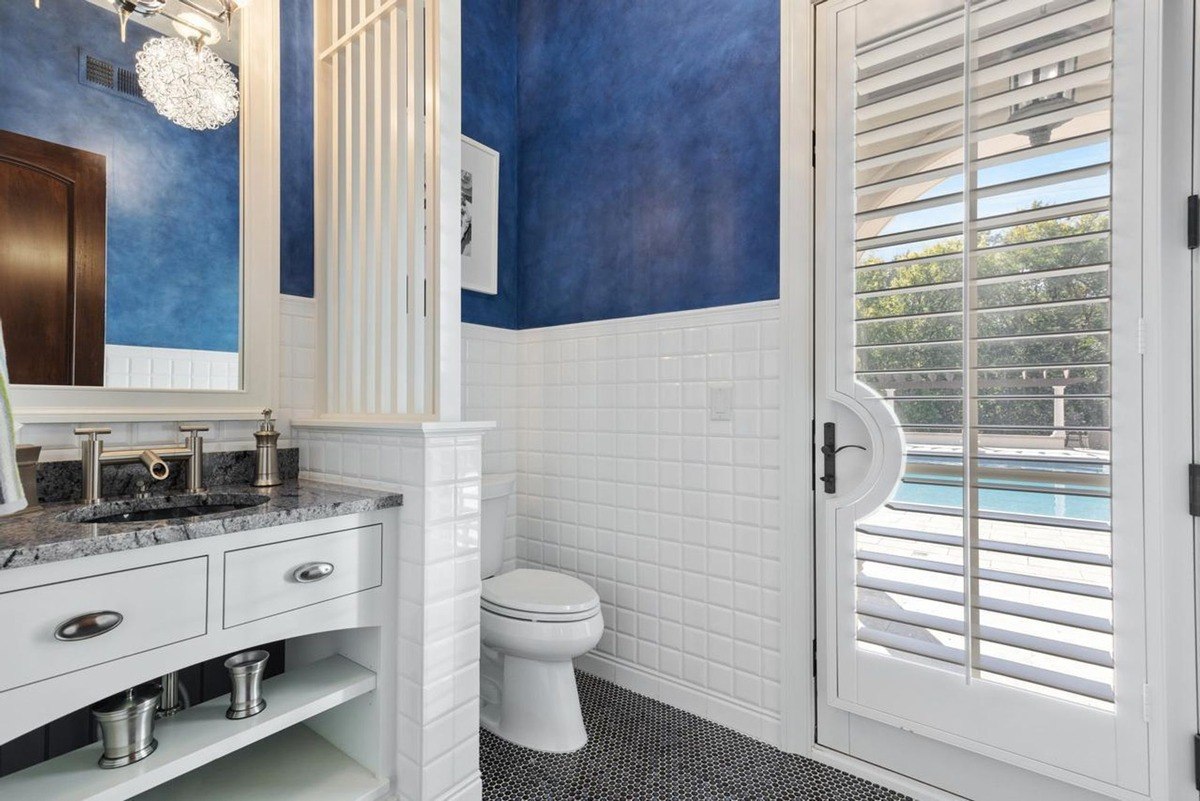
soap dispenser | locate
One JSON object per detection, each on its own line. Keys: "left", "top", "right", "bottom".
{"left": 251, "top": 409, "right": 282, "bottom": 487}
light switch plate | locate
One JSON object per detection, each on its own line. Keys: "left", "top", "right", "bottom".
{"left": 709, "top": 382, "right": 733, "bottom": 422}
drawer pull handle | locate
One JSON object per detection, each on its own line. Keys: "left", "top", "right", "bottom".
{"left": 293, "top": 562, "right": 335, "bottom": 583}
{"left": 54, "top": 611, "right": 123, "bottom": 642}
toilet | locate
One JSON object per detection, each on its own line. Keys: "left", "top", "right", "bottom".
{"left": 478, "top": 475, "right": 603, "bottom": 753}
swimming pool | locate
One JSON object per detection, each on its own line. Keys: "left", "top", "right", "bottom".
{"left": 892, "top": 454, "right": 1111, "bottom": 523}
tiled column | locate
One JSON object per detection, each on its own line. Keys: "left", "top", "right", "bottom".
{"left": 396, "top": 432, "right": 483, "bottom": 801}
{"left": 294, "top": 422, "right": 487, "bottom": 801}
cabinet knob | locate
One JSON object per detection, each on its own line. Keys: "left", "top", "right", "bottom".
{"left": 54, "top": 611, "right": 123, "bottom": 641}
{"left": 292, "top": 562, "right": 335, "bottom": 583}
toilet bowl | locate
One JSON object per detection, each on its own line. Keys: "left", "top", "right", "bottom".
{"left": 478, "top": 476, "right": 603, "bottom": 753}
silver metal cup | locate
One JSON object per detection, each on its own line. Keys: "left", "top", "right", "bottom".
{"left": 225, "top": 650, "right": 269, "bottom": 720}
{"left": 92, "top": 683, "right": 159, "bottom": 768}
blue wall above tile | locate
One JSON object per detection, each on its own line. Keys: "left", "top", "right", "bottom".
{"left": 514, "top": 0, "right": 780, "bottom": 329}
{"left": 461, "top": 0, "right": 521, "bottom": 329}
{"left": 281, "top": 0, "right": 316, "bottom": 299}
{"left": 0, "top": 0, "right": 241, "bottom": 352}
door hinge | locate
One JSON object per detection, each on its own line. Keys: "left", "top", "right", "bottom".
{"left": 1194, "top": 732, "right": 1200, "bottom": 791}
{"left": 812, "top": 129, "right": 816, "bottom": 168}
{"left": 1137, "top": 318, "right": 1146, "bottom": 354}
{"left": 1188, "top": 195, "right": 1199, "bottom": 249}
{"left": 812, "top": 637, "right": 818, "bottom": 678}
{"left": 1190, "top": 464, "right": 1200, "bottom": 516}
{"left": 1142, "top": 683, "right": 1151, "bottom": 722}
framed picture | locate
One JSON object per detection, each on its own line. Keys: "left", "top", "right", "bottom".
{"left": 461, "top": 136, "right": 499, "bottom": 295}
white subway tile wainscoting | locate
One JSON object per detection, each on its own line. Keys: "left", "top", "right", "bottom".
{"left": 463, "top": 301, "right": 783, "bottom": 745}
{"left": 103, "top": 345, "right": 240, "bottom": 390}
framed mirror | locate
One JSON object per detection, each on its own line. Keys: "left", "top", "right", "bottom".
{"left": 2, "top": 0, "right": 278, "bottom": 422}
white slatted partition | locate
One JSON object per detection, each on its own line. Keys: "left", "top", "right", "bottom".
{"left": 315, "top": 0, "right": 431, "bottom": 417}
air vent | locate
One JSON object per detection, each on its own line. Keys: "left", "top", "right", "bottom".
{"left": 78, "top": 50, "right": 148, "bottom": 105}
{"left": 84, "top": 55, "right": 114, "bottom": 89}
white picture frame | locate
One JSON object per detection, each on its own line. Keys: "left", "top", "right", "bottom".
{"left": 460, "top": 135, "right": 499, "bottom": 295}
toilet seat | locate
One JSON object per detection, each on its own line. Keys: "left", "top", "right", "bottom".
{"left": 481, "top": 569, "right": 600, "bottom": 623}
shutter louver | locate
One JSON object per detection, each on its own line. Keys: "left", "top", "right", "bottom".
{"left": 851, "top": 0, "right": 1115, "bottom": 708}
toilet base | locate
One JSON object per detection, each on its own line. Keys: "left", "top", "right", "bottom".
{"left": 481, "top": 654, "right": 587, "bottom": 753}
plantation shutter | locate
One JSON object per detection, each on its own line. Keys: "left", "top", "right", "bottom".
{"left": 850, "top": 0, "right": 1115, "bottom": 705}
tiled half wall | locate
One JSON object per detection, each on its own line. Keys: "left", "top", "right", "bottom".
{"left": 462, "top": 300, "right": 783, "bottom": 744}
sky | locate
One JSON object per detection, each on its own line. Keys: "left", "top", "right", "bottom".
{"left": 867, "top": 141, "right": 1110, "bottom": 262}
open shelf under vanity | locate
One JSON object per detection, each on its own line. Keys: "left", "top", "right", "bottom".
{"left": 0, "top": 655, "right": 384, "bottom": 801}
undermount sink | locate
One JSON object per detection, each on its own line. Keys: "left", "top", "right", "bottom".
{"left": 61, "top": 492, "right": 270, "bottom": 525}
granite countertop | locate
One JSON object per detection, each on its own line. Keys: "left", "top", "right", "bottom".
{"left": 0, "top": 480, "right": 403, "bottom": 571}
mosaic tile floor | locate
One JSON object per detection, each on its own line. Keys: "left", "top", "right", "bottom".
{"left": 480, "top": 672, "right": 914, "bottom": 800}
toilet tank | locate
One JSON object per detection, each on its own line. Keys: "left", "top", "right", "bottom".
{"left": 480, "top": 474, "right": 515, "bottom": 578}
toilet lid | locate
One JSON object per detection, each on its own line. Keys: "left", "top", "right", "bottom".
{"left": 481, "top": 569, "right": 600, "bottom": 617}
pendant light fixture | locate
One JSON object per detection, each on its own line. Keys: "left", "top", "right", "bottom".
{"left": 31, "top": 0, "right": 246, "bottom": 131}
{"left": 136, "top": 35, "right": 239, "bottom": 130}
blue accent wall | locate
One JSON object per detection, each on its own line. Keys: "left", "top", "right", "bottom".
{"left": 514, "top": 0, "right": 780, "bottom": 329}
{"left": 0, "top": 0, "right": 241, "bottom": 352}
{"left": 461, "top": 0, "right": 520, "bottom": 329}
{"left": 280, "top": 0, "right": 316, "bottom": 298}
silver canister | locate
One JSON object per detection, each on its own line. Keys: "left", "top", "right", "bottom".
{"left": 92, "top": 684, "right": 159, "bottom": 769}
{"left": 225, "top": 650, "right": 269, "bottom": 719}
{"left": 251, "top": 409, "right": 281, "bottom": 487}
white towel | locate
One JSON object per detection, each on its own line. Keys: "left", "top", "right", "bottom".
{"left": 0, "top": 319, "right": 27, "bottom": 516}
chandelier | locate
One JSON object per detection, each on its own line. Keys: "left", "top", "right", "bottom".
{"left": 31, "top": 0, "right": 247, "bottom": 130}
{"left": 136, "top": 37, "right": 239, "bottom": 130}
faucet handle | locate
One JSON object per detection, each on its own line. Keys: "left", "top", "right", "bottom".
{"left": 178, "top": 424, "right": 210, "bottom": 434}
{"left": 74, "top": 427, "right": 112, "bottom": 439}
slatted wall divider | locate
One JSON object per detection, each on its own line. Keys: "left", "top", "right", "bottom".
{"left": 317, "top": 0, "right": 427, "bottom": 417}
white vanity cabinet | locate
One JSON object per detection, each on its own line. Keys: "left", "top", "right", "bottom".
{"left": 0, "top": 557, "right": 209, "bottom": 694}
{"left": 222, "top": 524, "right": 383, "bottom": 628}
{"left": 0, "top": 506, "right": 400, "bottom": 801}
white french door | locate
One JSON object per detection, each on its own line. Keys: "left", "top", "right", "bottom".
{"left": 813, "top": 0, "right": 1150, "bottom": 795}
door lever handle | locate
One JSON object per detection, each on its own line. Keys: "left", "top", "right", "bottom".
{"left": 819, "top": 422, "right": 866, "bottom": 494}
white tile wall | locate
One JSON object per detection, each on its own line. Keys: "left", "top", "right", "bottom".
{"left": 461, "top": 301, "right": 784, "bottom": 745}
{"left": 462, "top": 324, "right": 520, "bottom": 573}
{"left": 278, "top": 295, "right": 318, "bottom": 441}
{"left": 14, "top": 295, "right": 317, "bottom": 461}
{"left": 462, "top": 325, "right": 520, "bottom": 477}
{"left": 104, "top": 345, "right": 240, "bottom": 390}
{"left": 296, "top": 422, "right": 486, "bottom": 801}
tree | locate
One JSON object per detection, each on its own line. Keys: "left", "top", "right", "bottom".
{"left": 853, "top": 211, "right": 1110, "bottom": 433}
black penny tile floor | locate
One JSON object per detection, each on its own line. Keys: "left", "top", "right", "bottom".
{"left": 480, "top": 671, "right": 914, "bottom": 800}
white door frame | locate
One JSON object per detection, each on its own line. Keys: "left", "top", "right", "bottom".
{"left": 778, "top": 0, "right": 1199, "bottom": 798}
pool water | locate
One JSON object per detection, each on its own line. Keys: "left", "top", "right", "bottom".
{"left": 892, "top": 455, "right": 1111, "bottom": 523}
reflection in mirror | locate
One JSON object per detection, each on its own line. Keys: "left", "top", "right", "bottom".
{"left": 0, "top": 0, "right": 242, "bottom": 390}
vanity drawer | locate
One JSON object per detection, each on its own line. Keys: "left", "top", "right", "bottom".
{"left": 222, "top": 524, "right": 383, "bottom": 628}
{"left": 0, "top": 557, "right": 208, "bottom": 693}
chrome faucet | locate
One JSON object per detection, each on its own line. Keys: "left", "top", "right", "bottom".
{"left": 74, "top": 425, "right": 208, "bottom": 504}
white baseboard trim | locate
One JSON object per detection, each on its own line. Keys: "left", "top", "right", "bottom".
{"left": 808, "top": 746, "right": 968, "bottom": 801}
{"left": 574, "top": 651, "right": 781, "bottom": 748}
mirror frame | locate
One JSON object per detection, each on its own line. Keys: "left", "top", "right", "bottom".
{"left": 10, "top": 0, "right": 281, "bottom": 424}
